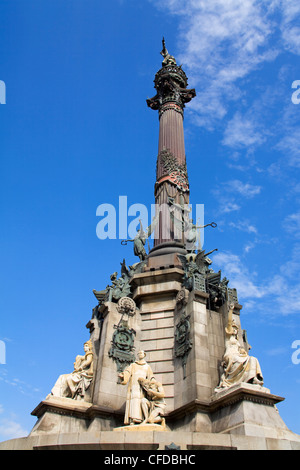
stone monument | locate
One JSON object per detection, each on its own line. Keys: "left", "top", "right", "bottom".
{"left": 1, "top": 39, "right": 300, "bottom": 451}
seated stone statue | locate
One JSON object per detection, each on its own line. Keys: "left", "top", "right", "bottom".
{"left": 215, "top": 304, "right": 263, "bottom": 392}
{"left": 50, "top": 340, "right": 93, "bottom": 401}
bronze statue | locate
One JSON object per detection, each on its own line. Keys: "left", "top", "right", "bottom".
{"left": 160, "top": 37, "right": 177, "bottom": 66}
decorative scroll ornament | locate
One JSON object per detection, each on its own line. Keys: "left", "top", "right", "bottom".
{"left": 117, "top": 296, "right": 136, "bottom": 318}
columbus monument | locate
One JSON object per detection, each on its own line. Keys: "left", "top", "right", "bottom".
{"left": 1, "top": 40, "right": 300, "bottom": 451}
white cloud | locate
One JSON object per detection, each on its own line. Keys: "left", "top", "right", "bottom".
{"left": 222, "top": 112, "right": 266, "bottom": 149}
{"left": 276, "top": 127, "right": 300, "bottom": 167}
{"left": 280, "top": 0, "right": 300, "bottom": 54}
{"left": 229, "top": 220, "right": 258, "bottom": 234}
{"left": 0, "top": 417, "right": 28, "bottom": 439}
{"left": 283, "top": 212, "right": 300, "bottom": 238}
{"left": 244, "top": 241, "right": 256, "bottom": 253}
{"left": 219, "top": 200, "right": 241, "bottom": 214}
{"left": 275, "top": 285, "right": 300, "bottom": 315}
{"left": 151, "top": 0, "right": 300, "bottom": 134}
{"left": 0, "top": 406, "right": 28, "bottom": 440}
{"left": 211, "top": 251, "right": 263, "bottom": 299}
{"left": 224, "top": 179, "right": 262, "bottom": 198}
{"left": 212, "top": 179, "right": 261, "bottom": 216}
{"left": 151, "top": 0, "right": 281, "bottom": 128}
{"left": 211, "top": 248, "right": 300, "bottom": 316}
{"left": 280, "top": 245, "right": 300, "bottom": 279}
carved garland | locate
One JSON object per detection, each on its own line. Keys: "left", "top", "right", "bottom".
{"left": 157, "top": 148, "right": 189, "bottom": 192}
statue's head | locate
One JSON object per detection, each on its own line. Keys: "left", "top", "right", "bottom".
{"left": 84, "top": 340, "right": 93, "bottom": 352}
{"left": 137, "top": 350, "right": 146, "bottom": 360}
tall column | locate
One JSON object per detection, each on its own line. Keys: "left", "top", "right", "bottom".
{"left": 147, "top": 39, "right": 196, "bottom": 256}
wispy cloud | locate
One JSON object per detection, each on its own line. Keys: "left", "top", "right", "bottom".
{"left": 150, "top": 0, "right": 285, "bottom": 127}
{"left": 276, "top": 127, "right": 300, "bottom": 168}
{"left": 0, "top": 404, "right": 28, "bottom": 440}
{"left": 224, "top": 179, "right": 262, "bottom": 198}
{"left": 0, "top": 415, "right": 28, "bottom": 440}
{"left": 222, "top": 112, "right": 266, "bottom": 149}
{"left": 212, "top": 251, "right": 263, "bottom": 300}
{"left": 212, "top": 178, "right": 261, "bottom": 215}
{"left": 229, "top": 219, "right": 258, "bottom": 234}
{"left": 0, "top": 370, "right": 41, "bottom": 396}
{"left": 151, "top": 0, "right": 300, "bottom": 169}
{"left": 211, "top": 247, "right": 300, "bottom": 316}
{"left": 279, "top": 0, "right": 300, "bottom": 54}
{"left": 283, "top": 212, "right": 300, "bottom": 238}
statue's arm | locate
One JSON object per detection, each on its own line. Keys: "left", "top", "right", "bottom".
{"left": 119, "top": 365, "right": 132, "bottom": 385}
{"left": 74, "top": 353, "right": 93, "bottom": 373}
{"left": 151, "top": 384, "right": 165, "bottom": 400}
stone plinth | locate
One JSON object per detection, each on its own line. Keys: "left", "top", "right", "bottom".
{"left": 1, "top": 429, "right": 300, "bottom": 451}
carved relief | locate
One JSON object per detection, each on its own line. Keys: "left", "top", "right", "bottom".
{"left": 175, "top": 313, "right": 193, "bottom": 379}
{"left": 174, "top": 289, "right": 192, "bottom": 379}
{"left": 108, "top": 297, "right": 137, "bottom": 374}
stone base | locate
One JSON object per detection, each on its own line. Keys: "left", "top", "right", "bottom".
{"left": 209, "top": 383, "right": 295, "bottom": 440}
{"left": 1, "top": 385, "right": 300, "bottom": 450}
{"left": 1, "top": 430, "right": 300, "bottom": 450}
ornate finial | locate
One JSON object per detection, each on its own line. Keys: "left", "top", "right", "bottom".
{"left": 147, "top": 38, "right": 196, "bottom": 111}
{"left": 161, "top": 37, "right": 167, "bottom": 55}
{"left": 160, "top": 37, "right": 177, "bottom": 66}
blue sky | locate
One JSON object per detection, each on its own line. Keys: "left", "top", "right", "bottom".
{"left": 1, "top": 0, "right": 300, "bottom": 441}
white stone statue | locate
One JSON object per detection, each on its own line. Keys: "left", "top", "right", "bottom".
{"left": 50, "top": 339, "right": 93, "bottom": 401}
{"left": 118, "top": 350, "right": 153, "bottom": 425}
{"left": 139, "top": 377, "right": 166, "bottom": 426}
{"left": 215, "top": 304, "right": 263, "bottom": 392}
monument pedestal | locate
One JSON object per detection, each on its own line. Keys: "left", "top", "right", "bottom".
{"left": 1, "top": 264, "right": 300, "bottom": 450}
